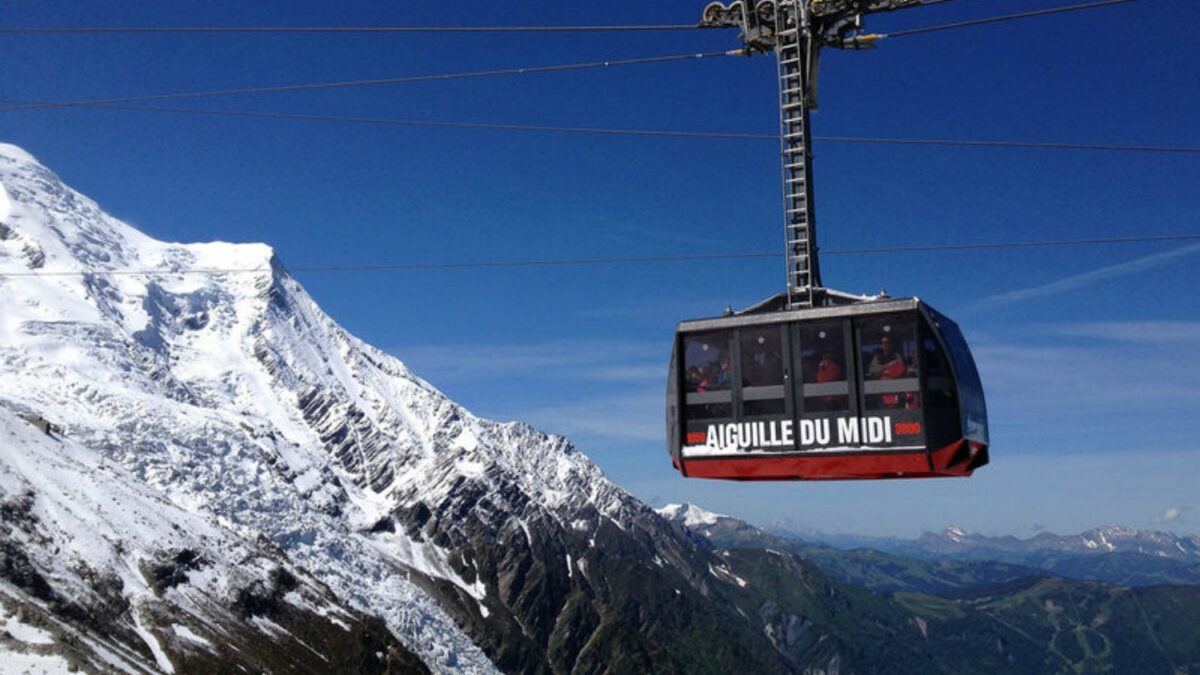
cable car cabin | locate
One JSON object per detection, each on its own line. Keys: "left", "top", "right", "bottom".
{"left": 666, "top": 297, "right": 988, "bottom": 481}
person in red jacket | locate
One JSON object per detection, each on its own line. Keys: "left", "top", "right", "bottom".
{"left": 867, "top": 335, "right": 909, "bottom": 408}
{"left": 814, "top": 351, "right": 844, "bottom": 411}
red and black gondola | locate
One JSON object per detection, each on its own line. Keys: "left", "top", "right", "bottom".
{"left": 666, "top": 296, "right": 988, "bottom": 480}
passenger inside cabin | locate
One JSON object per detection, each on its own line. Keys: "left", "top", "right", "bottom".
{"left": 867, "top": 335, "right": 906, "bottom": 380}
{"left": 867, "top": 334, "right": 918, "bottom": 409}
{"left": 817, "top": 350, "right": 842, "bottom": 383}
{"left": 813, "top": 350, "right": 844, "bottom": 411}
{"left": 712, "top": 353, "right": 733, "bottom": 389}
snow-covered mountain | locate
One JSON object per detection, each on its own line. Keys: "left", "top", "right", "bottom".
{"left": 0, "top": 143, "right": 802, "bottom": 674}
{"left": 657, "top": 503, "right": 725, "bottom": 529}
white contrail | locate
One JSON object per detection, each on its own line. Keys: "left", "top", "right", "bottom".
{"left": 972, "top": 242, "right": 1200, "bottom": 310}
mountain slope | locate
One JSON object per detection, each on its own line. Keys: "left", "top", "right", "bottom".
{"left": 0, "top": 406, "right": 430, "bottom": 674}
{"left": 0, "top": 144, "right": 800, "bottom": 673}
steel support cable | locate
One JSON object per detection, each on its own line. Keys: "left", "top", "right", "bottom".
{"left": 0, "top": 1, "right": 953, "bottom": 35}
{"left": 0, "top": 24, "right": 702, "bottom": 35}
{"left": 884, "top": 0, "right": 1140, "bottom": 39}
{"left": 4, "top": 100, "right": 1195, "bottom": 155}
{"left": 0, "top": 51, "right": 735, "bottom": 113}
{"left": 3, "top": 234, "right": 1197, "bottom": 278}
{"left": 0, "top": 0, "right": 1129, "bottom": 40}
{"left": 0, "top": 2, "right": 1150, "bottom": 114}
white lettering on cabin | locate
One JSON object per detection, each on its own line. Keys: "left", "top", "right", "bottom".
{"left": 838, "top": 417, "right": 859, "bottom": 444}
{"left": 703, "top": 420, "right": 795, "bottom": 452}
{"left": 702, "top": 416, "right": 893, "bottom": 452}
{"left": 834, "top": 416, "right": 892, "bottom": 444}
{"left": 799, "top": 419, "right": 831, "bottom": 446}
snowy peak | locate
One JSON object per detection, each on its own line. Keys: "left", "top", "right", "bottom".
{"left": 0, "top": 142, "right": 39, "bottom": 166}
{"left": 1077, "top": 526, "right": 1200, "bottom": 559}
{"left": 658, "top": 503, "right": 726, "bottom": 528}
{"left": 943, "top": 525, "right": 971, "bottom": 543}
{"left": 1, "top": 143, "right": 160, "bottom": 273}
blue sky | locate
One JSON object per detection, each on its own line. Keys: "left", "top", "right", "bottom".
{"left": 3, "top": 0, "right": 1198, "bottom": 537}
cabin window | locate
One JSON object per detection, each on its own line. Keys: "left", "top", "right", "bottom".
{"left": 859, "top": 315, "right": 921, "bottom": 411}
{"left": 922, "top": 333, "right": 956, "bottom": 410}
{"left": 683, "top": 331, "right": 733, "bottom": 420}
{"left": 929, "top": 311, "right": 989, "bottom": 444}
{"left": 798, "top": 321, "right": 850, "bottom": 413}
{"left": 739, "top": 326, "right": 786, "bottom": 416}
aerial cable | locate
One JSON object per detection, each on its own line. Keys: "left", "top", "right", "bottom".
{"left": 0, "top": 51, "right": 735, "bottom": 113}
{"left": 0, "top": 0, "right": 1136, "bottom": 41}
{"left": 7, "top": 99, "right": 1194, "bottom": 156}
{"left": 813, "top": 135, "right": 1199, "bottom": 155}
{"left": 0, "top": 2, "right": 952, "bottom": 36}
{"left": 3, "top": 234, "right": 1197, "bottom": 278}
{"left": 884, "top": 0, "right": 1140, "bottom": 39}
{"left": 0, "top": 24, "right": 702, "bottom": 35}
{"left": 0, "top": 2, "right": 1151, "bottom": 113}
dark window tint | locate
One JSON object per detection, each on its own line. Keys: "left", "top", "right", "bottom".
{"left": 923, "top": 335, "right": 956, "bottom": 410}
{"left": 683, "top": 332, "right": 732, "bottom": 393}
{"left": 859, "top": 315, "right": 921, "bottom": 411}
{"left": 744, "top": 398, "right": 786, "bottom": 416}
{"left": 740, "top": 327, "right": 784, "bottom": 388}
{"left": 740, "top": 326, "right": 787, "bottom": 417}
{"left": 686, "top": 402, "right": 732, "bottom": 420}
{"left": 799, "top": 322, "right": 849, "bottom": 412}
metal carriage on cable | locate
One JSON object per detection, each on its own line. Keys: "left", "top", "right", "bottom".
{"left": 667, "top": 0, "right": 989, "bottom": 480}
{"left": 667, "top": 295, "right": 988, "bottom": 480}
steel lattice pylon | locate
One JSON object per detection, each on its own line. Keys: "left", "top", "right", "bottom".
{"left": 700, "top": 0, "right": 927, "bottom": 309}
{"left": 773, "top": 1, "right": 821, "bottom": 308}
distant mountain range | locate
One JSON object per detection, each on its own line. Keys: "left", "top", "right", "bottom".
{"left": 661, "top": 503, "right": 1200, "bottom": 673}
{"left": 661, "top": 503, "right": 1200, "bottom": 590}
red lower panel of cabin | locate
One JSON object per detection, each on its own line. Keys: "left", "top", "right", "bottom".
{"left": 679, "top": 440, "right": 987, "bottom": 481}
